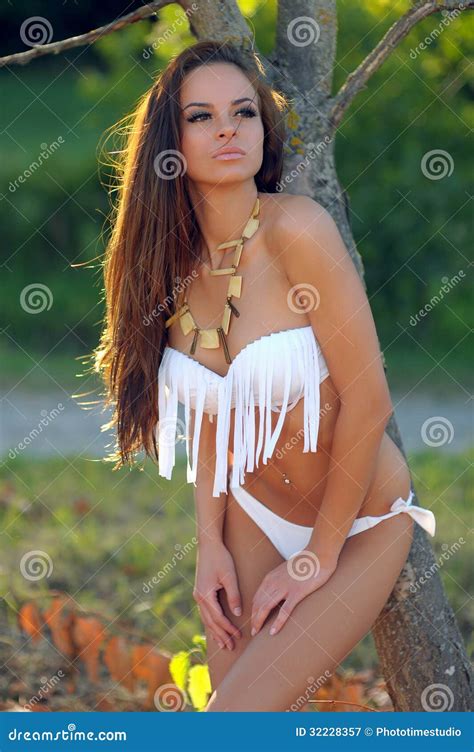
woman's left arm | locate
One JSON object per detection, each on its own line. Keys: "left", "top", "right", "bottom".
{"left": 250, "top": 196, "right": 393, "bottom": 637}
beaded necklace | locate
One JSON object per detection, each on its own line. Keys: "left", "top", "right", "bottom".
{"left": 165, "top": 196, "right": 260, "bottom": 364}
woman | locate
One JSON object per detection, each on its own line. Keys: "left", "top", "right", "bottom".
{"left": 94, "top": 40, "right": 436, "bottom": 712}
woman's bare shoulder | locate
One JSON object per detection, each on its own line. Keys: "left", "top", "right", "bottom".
{"left": 262, "top": 192, "right": 332, "bottom": 257}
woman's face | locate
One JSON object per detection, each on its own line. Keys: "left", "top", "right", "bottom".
{"left": 179, "top": 62, "right": 264, "bottom": 188}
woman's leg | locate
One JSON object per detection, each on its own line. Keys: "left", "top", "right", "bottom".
{"left": 205, "top": 510, "right": 415, "bottom": 711}
{"left": 204, "top": 488, "right": 285, "bottom": 690}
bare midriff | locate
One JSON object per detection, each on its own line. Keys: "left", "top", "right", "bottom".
{"left": 226, "top": 371, "right": 411, "bottom": 527}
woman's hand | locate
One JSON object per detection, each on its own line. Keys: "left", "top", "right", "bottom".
{"left": 193, "top": 540, "right": 242, "bottom": 651}
{"left": 250, "top": 550, "right": 338, "bottom": 638}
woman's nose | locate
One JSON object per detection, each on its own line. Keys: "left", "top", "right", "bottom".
{"left": 216, "top": 118, "right": 238, "bottom": 140}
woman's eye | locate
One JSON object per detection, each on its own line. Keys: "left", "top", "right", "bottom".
{"left": 186, "top": 111, "right": 210, "bottom": 123}
{"left": 186, "top": 107, "right": 257, "bottom": 124}
{"left": 235, "top": 107, "right": 257, "bottom": 118}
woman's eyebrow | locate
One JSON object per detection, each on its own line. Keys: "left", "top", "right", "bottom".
{"left": 181, "top": 97, "right": 255, "bottom": 111}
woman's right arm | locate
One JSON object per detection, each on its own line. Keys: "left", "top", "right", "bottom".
{"left": 192, "top": 413, "right": 242, "bottom": 651}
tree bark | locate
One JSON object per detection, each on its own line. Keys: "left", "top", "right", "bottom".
{"left": 3, "top": 0, "right": 471, "bottom": 711}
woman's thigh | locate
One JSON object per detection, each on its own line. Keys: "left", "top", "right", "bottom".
{"left": 204, "top": 489, "right": 285, "bottom": 691}
{"left": 205, "top": 511, "right": 415, "bottom": 711}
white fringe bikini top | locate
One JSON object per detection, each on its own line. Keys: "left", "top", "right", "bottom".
{"left": 156, "top": 325, "right": 330, "bottom": 497}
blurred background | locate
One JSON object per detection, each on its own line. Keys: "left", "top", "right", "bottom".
{"left": 0, "top": 0, "right": 472, "bottom": 711}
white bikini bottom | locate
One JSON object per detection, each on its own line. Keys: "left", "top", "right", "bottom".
{"left": 228, "top": 474, "right": 436, "bottom": 560}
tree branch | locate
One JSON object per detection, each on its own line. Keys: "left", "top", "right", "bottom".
{"left": 0, "top": 1, "right": 170, "bottom": 67}
{"left": 330, "top": 0, "right": 473, "bottom": 130}
{"left": 179, "top": 0, "right": 254, "bottom": 46}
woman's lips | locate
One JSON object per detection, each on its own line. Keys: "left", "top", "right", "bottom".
{"left": 214, "top": 152, "right": 245, "bottom": 160}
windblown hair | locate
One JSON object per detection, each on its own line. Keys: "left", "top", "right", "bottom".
{"left": 91, "top": 39, "right": 288, "bottom": 470}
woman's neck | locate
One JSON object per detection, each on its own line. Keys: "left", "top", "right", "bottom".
{"left": 190, "top": 182, "right": 259, "bottom": 268}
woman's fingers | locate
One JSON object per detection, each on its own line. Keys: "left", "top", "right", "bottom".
{"left": 203, "top": 618, "right": 234, "bottom": 650}
{"left": 198, "top": 588, "right": 241, "bottom": 650}
{"left": 199, "top": 602, "right": 235, "bottom": 650}
{"left": 220, "top": 567, "right": 242, "bottom": 617}
{"left": 268, "top": 598, "right": 296, "bottom": 635}
{"left": 207, "top": 590, "right": 241, "bottom": 639}
{"left": 251, "top": 590, "right": 284, "bottom": 635}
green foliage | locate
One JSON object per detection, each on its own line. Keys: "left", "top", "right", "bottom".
{"left": 335, "top": 1, "right": 472, "bottom": 363}
{"left": 0, "top": 1, "right": 471, "bottom": 383}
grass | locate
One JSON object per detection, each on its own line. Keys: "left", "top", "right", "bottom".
{"left": 1, "top": 449, "right": 472, "bottom": 669}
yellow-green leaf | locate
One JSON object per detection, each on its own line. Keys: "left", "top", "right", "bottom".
{"left": 187, "top": 664, "right": 212, "bottom": 711}
{"left": 169, "top": 650, "right": 190, "bottom": 693}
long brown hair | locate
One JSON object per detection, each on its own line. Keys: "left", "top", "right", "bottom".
{"left": 91, "top": 39, "right": 288, "bottom": 471}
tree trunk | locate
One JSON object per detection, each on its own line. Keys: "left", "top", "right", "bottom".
{"left": 180, "top": 0, "right": 473, "bottom": 711}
